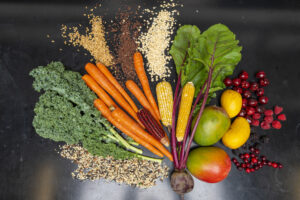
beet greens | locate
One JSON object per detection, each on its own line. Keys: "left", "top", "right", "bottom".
{"left": 169, "top": 24, "right": 242, "bottom": 198}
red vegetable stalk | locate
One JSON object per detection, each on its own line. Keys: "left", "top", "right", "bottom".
{"left": 178, "top": 80, "right": 207, "bottom": 169}
{"left": 181, "top": 68, "right": 213, "bottom": 168}
{"left": 171, "top": 71, "right": 181, "bottom": 168}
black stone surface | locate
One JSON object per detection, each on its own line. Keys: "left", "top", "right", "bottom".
{"left": 0, "top": 0, "right": 300, "bottom": 199}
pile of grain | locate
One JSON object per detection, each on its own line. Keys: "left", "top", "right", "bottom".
{"left": 61, "top": 15, "right": 114, "bottom": 66}
{"left": 59, "top": 145, "right": 169, "bottom": 188}
{"left": 137, "top": 2, "right": 180, "bottom": 81}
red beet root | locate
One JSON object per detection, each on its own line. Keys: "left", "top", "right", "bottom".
{"left": 274, "top": 105, "right": 283, "bottom": 115}
{"left": 272, "top": 120, "right": 282, "bottom": 129}
{"left": 277, "top": 114, "right": 286, "bottom": 121}
{"left": 261, "top": 121, "right": 271, "bottom": 130}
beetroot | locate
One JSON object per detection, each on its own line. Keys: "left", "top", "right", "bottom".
{"left": 170, "top": 170, "right": 194, "bottom": 196}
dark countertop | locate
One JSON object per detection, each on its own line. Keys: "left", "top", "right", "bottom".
{"left": 1, "top": 0, "right": 300, "bottom": 200}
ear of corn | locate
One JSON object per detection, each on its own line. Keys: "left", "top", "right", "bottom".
{"left": 156, "top": 81, "right": 173, "bottom": 127}
{"left": 176, "top": 82, "right": 195, "bottom": 142}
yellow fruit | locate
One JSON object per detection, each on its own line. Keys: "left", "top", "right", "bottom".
{"left": 221, "top": 89, "right": 242, "bottom": 118}
{"left": 222, "top": 117, "right": 250, "bottom": 149}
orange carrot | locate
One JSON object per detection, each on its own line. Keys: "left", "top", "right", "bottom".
{"left": 111, "top": 107, "right": 173, "bottom": 161}
{"left": 126, "top": 80, "right": 160, "bottom": 122}
{"left": 85, "top": 63, "right": 140, "bottom": 124}
{"left": 82, "top": 74, "right": 117, "bottom": 108}
{"left": 94, "top": 99, "right": 163, "bottom": 157}
{"left": 96, "top": 63, "right": 138, "bottom": 112}
{"left": 133, "top": 52, "right": 161, "bottom": 120}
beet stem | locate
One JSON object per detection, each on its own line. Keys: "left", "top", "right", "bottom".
{"left": 181, "top": 68, "right": 213, "bottom": 167}
{"left": 178, "top": 80, "right": 207, "bottom": 169}
{"left": 171, "top": 72, "right": 182, "bottom": 168}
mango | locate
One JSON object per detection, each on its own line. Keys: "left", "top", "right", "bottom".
{"left": 187, "top": 146, "right": 231, "bottom": 183}
{"left": 192, "top": 106, "right": 231, "bottom": 146}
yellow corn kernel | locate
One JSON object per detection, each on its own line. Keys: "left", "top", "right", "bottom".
{"left": 156, "top": 81, "right": 173, "bottom": 127}
{"left": 176, "top": 82, "right": 195, "bottom": 142}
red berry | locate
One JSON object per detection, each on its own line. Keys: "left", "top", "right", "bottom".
{"left": 235, "top": 162, "right": 240, "bottom": 167}
{"left": 241, "top": 80, "right": 250, "bottom": 89}
{"left": 243, "top": 158, "right": 249, "bottom": 163}
{"left": 243, "top": 90, "right": 252, "bottom": 98}
{"left": 278, "top": 163, "right": 283, "bottom": 169}
{"left": 259, "top": 96, "right": 269, "bottom": 104}
{"left": 255, "top": 165, "right": 260, "bottom": 170}
{"left": 246, "top": 163, "right": 251, "bottom": 168}
{"left": 255, "top": 106, "right": 265, "bottom": 113}
{"left": 241, "top": 163, "right": 246, "bottom": 168}
{"left": 250, "top": 168, "right": 255, "bottom": 172}
{"left": 233, "top": 86, "right": 243, "bottom": 94}
{"left": 256, "top": 88, "right": 264, "bottom": 96}
{"left": 252, "top": 113, "right": 261, "bottom": 120}
{"left": 249, "top": 147, "right": 255, "bottom": 152}
{"left": 251, "top": 119, "right": 260, "bottom": 126}
{"left": 254, "top": 149, "right": 260, "bottom": 154}
{"left": 242, "top": 99, "right": 247, "bottom": 108}
{"left": 261, "top": 121, "right": 271, "bottom": 130}
{"left": 246, "top": 107, "right": 255, "bottom": 115}
{"left": 277, "top": 114, "right": 286, "bottom": 121}
{"left": 245, "top": 168, "right": 251, "bottom": 173}
{"left": 232, "top": 158, "right": 238, "bottom": 163}
{"left": 239, "top": 71, "right": 249, "bottom": 80}
{"left": 244, "top": 153, "right": 250, "bottom": 159}
{"left": 233, "top": 78, "right": 241, "bottom": 86}
{"left": 261, "top": 156, "right": 267, "bottom": 161}
{"left": 264, "top": 116, "right": 274, "bottom": 123}
{"left": 259, "top": 78, "right": 270, "bottom": 87}
{"left": 274, "top": 105, "right": 283, "bottom": 115}
{"left": 262, "top": 160, "right": 267, "bottom": 165}
{"left": 272, "top": 120, "right": 282, "bottom": 129}
{"left": 267, "top": 161, "right": 272, "bottom": 166}
{"left": 272, "top": 162, "right": 278, "bottom": 168}
{"left": 248, "top": 99, "right": 258, "bottom": 107}
{"left": 264, "top": 109, "right": 273, "bottom": 116}
{"left": 238, "top": 166, "right": 243, "bottom": 171}
{"left": 256, "top": 71, "right": 266, "bottom": 79}
{"left": 259, "top": 163, "right": 264, "bottom": 168}
{"left": 250, "top": 82, "right": 259, "bottom": 91}
{"left": 250, "top": 153, "right": 255, "bottom": 158}
{"left": 239, "top": 154, "right": 244, "bottom": 159}
{"left": 245, "top": 115, "right": 252, "bottom": 123}
{"left": 251, "top": 158, "right": 258, "bottom": 163}
{"left": 223, "top": 77, "right": 232, "bottom": 87}
{"left": 238, "top": 109, "right": 247, "bottom": 117}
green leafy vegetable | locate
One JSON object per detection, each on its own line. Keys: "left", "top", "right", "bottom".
{"left": 30, "top": 62, "right": 160, "bottom": 161}
{"left": 170, "top": 24, "right": 242, "bottom": 96}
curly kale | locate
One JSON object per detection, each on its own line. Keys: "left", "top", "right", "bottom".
{"left": 30, "top": 62, "right": 147, "bottom": 160}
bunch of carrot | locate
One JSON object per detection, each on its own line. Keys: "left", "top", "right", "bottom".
{"left": 82, "top": 52, "right": 172, "bottom": 161}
